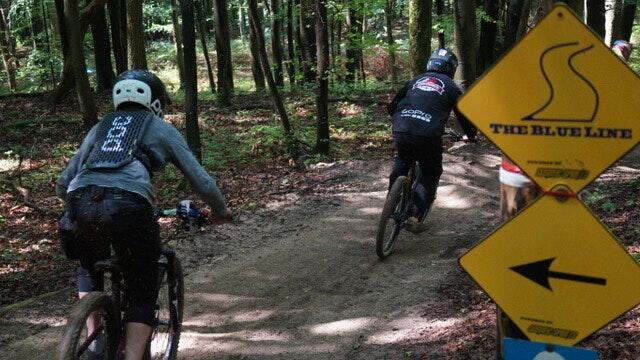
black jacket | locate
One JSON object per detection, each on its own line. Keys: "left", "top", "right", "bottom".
{"left": 387, "top": 71, "right": 477, "bottom": 139}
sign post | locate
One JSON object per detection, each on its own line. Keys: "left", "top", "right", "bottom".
{"left": 456, "top": 3, "right": 640, "bottom": 356}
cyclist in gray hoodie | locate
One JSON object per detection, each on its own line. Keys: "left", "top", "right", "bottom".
{"left": 56, "top": 70, "right": 231, "bottom": 360}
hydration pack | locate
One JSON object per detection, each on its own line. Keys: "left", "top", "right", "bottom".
{"left": 85, "top": 111, "right": 153, "bottom": 171}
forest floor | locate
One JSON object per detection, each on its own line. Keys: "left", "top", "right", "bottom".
{"left": 1, "top": 90, "right": 639, "bottom": 358}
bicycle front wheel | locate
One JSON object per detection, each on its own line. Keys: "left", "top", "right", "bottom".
{"left": 376, "top": 176, "right": 410, "bottom": 259}
{"left": 147, "top": 256, "right": 184, "bottom": 360}
{"left": 58, "top": 292, "right": 119, "bottom": 360}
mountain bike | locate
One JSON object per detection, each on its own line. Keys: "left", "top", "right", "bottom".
{"left": 58, "top": 201, "right": 209, "bottom": 360}
{"left": 376, "top": 130, "right": 464, "bottom": 260}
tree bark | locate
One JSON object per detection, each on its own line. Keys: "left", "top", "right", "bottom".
{"left": 91, "top": 3, "right": 115, "bottom": 91}
{"left": 586, "top": 0, "right": 606, "bottom": 39}
{"left": 108, "top": 0, "right": 126, "bottom": 74}
{"left": 214, "top": 0, "right": 234, "bottom": 105}
{"left": 286, "top": 0, "right": 296, "bottom": 86}
{"left": 126, "top": 0, "right": 147, "bottom": 69}
{"left": 409, "top": 0, "right": 432, "bottom": 77}
{"left": 0, "top": 6, "right": 16, "bottom": 90}
{"left": 345, "top": 2, "right": 362, "bottom": 82}
{"left": 384, "top": 0, "right": 397, "bottom": 83}
{"left": 620, "top": 2, "right": 637, "bottom": 41}
{"left": 171, "top": 0, "right": 186, "bottom": 86}
{"left": 247, "top": 0, "right": 299, "bottom": 158}
{"left": 118, "top": 0, "right": 127, "bottom": 62}
{"left": 64, "top": 0, "right": 97, "bottom": 130}
{"left": 453, "top": 0, "right": 476, "bottom": 88}
{"left": 248, "top": 10, "right": 266, "bottom": 90}
{"left": 181, "top": 0, "right": 202, "bottom": 162}
{"left": 477, "top": 0, "right": 498, "bottom": 74}
{"left": 315, "top": 0, "right": 329, "bottom": 154}
{"left": 299, "top": 0, "right": 316, "bottom": 82}
{"left": 503, "top": 0, "right": 525, "bottom": 51}
{"left": 564, "top": 0, "right": 584, "bottom": 18}
{"left": 196, "top": 2, "right": 216, "bottom": 93}
{"left": 516, "top": 0, "right": 532, "bottom": 41}
{"left": 435, "top": 0, "right": 445, "bottom": 48}
{"left": 605, "top": 0, "right": 624, "bottom": 46}
{"left": 271, "top": 0, "right": 285, "bottom": 87}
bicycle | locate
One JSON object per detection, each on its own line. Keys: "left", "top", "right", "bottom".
{"left": 58, "top": 201, "right": 209, "bottom": 360}
{"left": 375, "top": 130, "right": 465, "bottom": 260}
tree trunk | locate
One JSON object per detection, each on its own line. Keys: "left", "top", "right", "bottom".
{"left": 271, "top": 0, "right": 285, "bottom": 87}
{"left": 0, "top": 7, "right": 16, "bottom": 90}
{"left": 345, "top": 3, "right": 362, "bottom": 82}
{"left": 586, "top": 0, "right": 606, "bottom": 39}
{"left": 619, "top": 2, "right": 637, "bottom": 41}
{"left": 385, "top": 0, "right": 397, "bottom": 83}
{"left": 453, "top": 0, "right": 476, "bottom": 88}
{"left": 181, "top": 0, "right": 202, "bottom": 162}
{"left": 108, "top": 0, "right": 126, "bottom": 74}
{"left": 247, "top": 0, "right": 299, "bottom": 158}
{"left": 64, "top": 0, "right": 97, "bottom": 130}
{"left": 477, "top": 0, "right": 498, "bottom": 74}
{"left": 435, "top": 0, "right": 445, "bottom": 48}
{"left": 118, "top": 0, "right": 127, "bottom": 62}
{"left": 41, "top": 0, "right": 57, "bottom": 87}
{"left": 286, "top": 0, "right": 296, "bottom": 86}
{"left": 127, "top": 0, "right": 147, "bottom": 69}
{"left": 171, "top": 0, "right": 186, "bottom": 86}
{"left": 214, "top": 0, "right": 234, "bottom": 105}
{"left": 299, "top": 0, "right": 316, "bottom": 82}
{"left": 238, "top": 1, "right": 245, "bottom": 39}
{"left": 248, "top": 11, "right": 266, "bottom": 90}
{"left": 409, "top": 0, "right": 432, "bottom": 77}
{"left": 196, "top": 2, "right": 216, "bottom": 93}
{"left": 503, "top": 0, "right": 525, "bottom": 51}
{"left": 315, "top": 0, "right": 329, "bottom": 154}
{"left": 516, "top": 0, "right": 532, "bottom": 40}
{"left": 564, "top": 0, "right": 584, "bottom": 18}
{"left": 605, "top": 0, "right": 624, "bottom": 46}
{"left": 333, "top": 14, "right": 342, "bottom": 81}
{"left": 91, "top": 4, "right": 115, "bottom": 92}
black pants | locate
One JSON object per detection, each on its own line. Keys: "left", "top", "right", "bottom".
{"left": 388, "top": 132, "right": 443, "bottom": 220}
{"left": 68, "top": 185, "right": 160, "bottom": 326}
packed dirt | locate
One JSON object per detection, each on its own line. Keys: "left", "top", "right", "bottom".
{"left": 0, "top": 139, "right": 504, "bottom": 359}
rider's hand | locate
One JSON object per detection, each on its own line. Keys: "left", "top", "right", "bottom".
{"left": 210, "top": 209, "right": 233, "bottom": 224}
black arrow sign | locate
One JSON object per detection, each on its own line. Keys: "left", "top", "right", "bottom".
{"left": 510, "top": 258, "right": 607, "bottom": 291}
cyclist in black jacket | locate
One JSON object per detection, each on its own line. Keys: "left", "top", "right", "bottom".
{"left": 387, "top": 49, "right": 477, "bottom": 233}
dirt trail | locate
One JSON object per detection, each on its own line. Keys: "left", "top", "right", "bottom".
{"left": 0, "top": 143, "right": 502, "bottom": 359}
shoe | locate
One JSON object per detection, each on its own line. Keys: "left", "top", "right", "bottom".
{"left": 405, "top": 217, "right": 426, "bottom": 234}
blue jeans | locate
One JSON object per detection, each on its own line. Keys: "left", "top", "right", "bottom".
{"left": 388, "top": 132, "right": 443, "bottom": 220}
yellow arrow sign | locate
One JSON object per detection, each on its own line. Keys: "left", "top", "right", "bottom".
{"left": 457, "top": 4, "right": 640, "bottom": 192}
{"left": 459, "top": 195, "right": 640, "bottom": 346}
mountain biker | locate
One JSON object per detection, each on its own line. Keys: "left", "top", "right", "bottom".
{"left": 56, "top": 70, "right": 232, "bottom": 360}
{"left": 612, "top": 39, "right": 633, "bottom": 62}
{"left": 387, "top": 48, "right": 477, "bottom": 233}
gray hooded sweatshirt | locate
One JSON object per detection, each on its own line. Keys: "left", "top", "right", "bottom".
{"left": 56, "top": 113, "right": 229, "bottom": 218}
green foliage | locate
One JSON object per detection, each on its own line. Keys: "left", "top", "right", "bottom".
{"left": 600, "top": 201, "right": 617, "bottom": 213}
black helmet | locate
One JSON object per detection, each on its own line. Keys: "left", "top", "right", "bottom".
{"left": 426, "top": 49, "right": 458, "bottom": 78}
{"left": 112, "top": 70, "right": 168, "bottom": 118}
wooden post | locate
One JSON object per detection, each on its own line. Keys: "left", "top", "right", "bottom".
{"left": 496, "top": 155, "right": 541, "bottom": 359}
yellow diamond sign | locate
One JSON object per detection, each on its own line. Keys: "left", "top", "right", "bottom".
{"left": 457, "top": 4, "right": 640, "bottom": 192}
{"left": 460, "top": 195, "right": 640, "bottom": 346}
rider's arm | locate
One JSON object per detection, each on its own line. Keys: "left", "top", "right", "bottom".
{"left": 162, "top": 124, "right": 230, "bottom": 219}
{"left": 454, "top": 105, "right": 477, "bottom": 140}
{"left": 387, "top": 81, "right": 411, "bottom": 116}
{"left": 56, "top": 125, "right": 99, "bottom": 201}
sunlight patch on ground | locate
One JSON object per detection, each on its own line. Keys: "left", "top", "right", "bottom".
{"left": 434, "top": 185, "right": 473, "bottom": 209}
{"left": 183, "top": 309, "right": 276, "bottom": 327}
{"left": 181, "top": 329, "right": 293, "bottom": 342}
{"left": 306, "top": 317, "right": 376, "bottom": 335}
{"left": 325, "top": 216, "right": 368, "bottom": 223}
{"left": 187, "top": 293, "right": 260, "bottom": 308}
{"left": 357, "top": 207, "right": 383, "bottom": 215}
{"left": 179, "top": 333, "right": 338, "bottom": 356}
{"left": 0, "top": 159, "right": 19, "bottom": 172}
{"left": 365, "top": 316, "right": 462, "bottom": 345}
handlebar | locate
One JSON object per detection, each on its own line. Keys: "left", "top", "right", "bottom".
{"left": 156, "top": 200, "right": 211, "bottom": 231}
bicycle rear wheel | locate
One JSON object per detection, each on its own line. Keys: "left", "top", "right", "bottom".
{"left": 376, "top": 176, "right": 410, "bottom": 259}
{"left": 147, "top": 256, "right": 184, "bottom": 360}
{"left": 58, "top": 292, "right": 119, "bottom": 360}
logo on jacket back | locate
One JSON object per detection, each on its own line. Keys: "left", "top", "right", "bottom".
{"left": 413, "top": 76, "right": 445, "bottom": 95}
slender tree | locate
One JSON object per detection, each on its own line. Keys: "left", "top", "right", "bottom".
{"left": 286, "top": 0, "right": 296, "bottom": 85}
{"left": 171, "top": 0, "right": 186, "bottom": 85}
{"left": 315, "top": 0, "right": 329, "bottom": 154}
{"left": 384, "top": 0, "right": 397, "bottom": 82}
{"left": 196, "top": 2, "right": 216, "bottom": 93}
{"left": 181, "top": 0, "right": 202, "bottom": 162}
{"left": 107, "top": 0, "right": 126, "bottom": 74}
{"left": 435, "top": 0, "right": 445, "bottom": 48}
{"left": 453, "top": 0, "right": 476, "bottom": 88}
{"left": 248, "top": 9, "right": 266, "bottom": 89}
{"left": 91, "top": 3, "right": 115, "bottom": 91}
{"left": 64, "top": 0, "right": 97, "bottom": 130}
{"left": 477, "top": 0, "right": 498, "bottom": 74}
{"left": 409, "top": 0, "right": 432, "bottom": 76}
{"left": 345, "top": 2, "right": 363, "bottom": 82}
{"left": 271, "top": 0, "right": 285, "bottom": 86}
{"left": 126, "top": 0, "right": 147, "bottom": 69}
{"left": 0, "top": 5, "right": 16, "bottom": 89}
{"left": 247, "top": 0, "right": 299, "bottom": 158}
{"left": 214, "top": 0, "right": 234, "bottom": 105}
{"left": 619, "top": 1, "right": 637, "bottom": 41}
{"left": 299, "top": 0, "right": 316, "bottom": 82}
